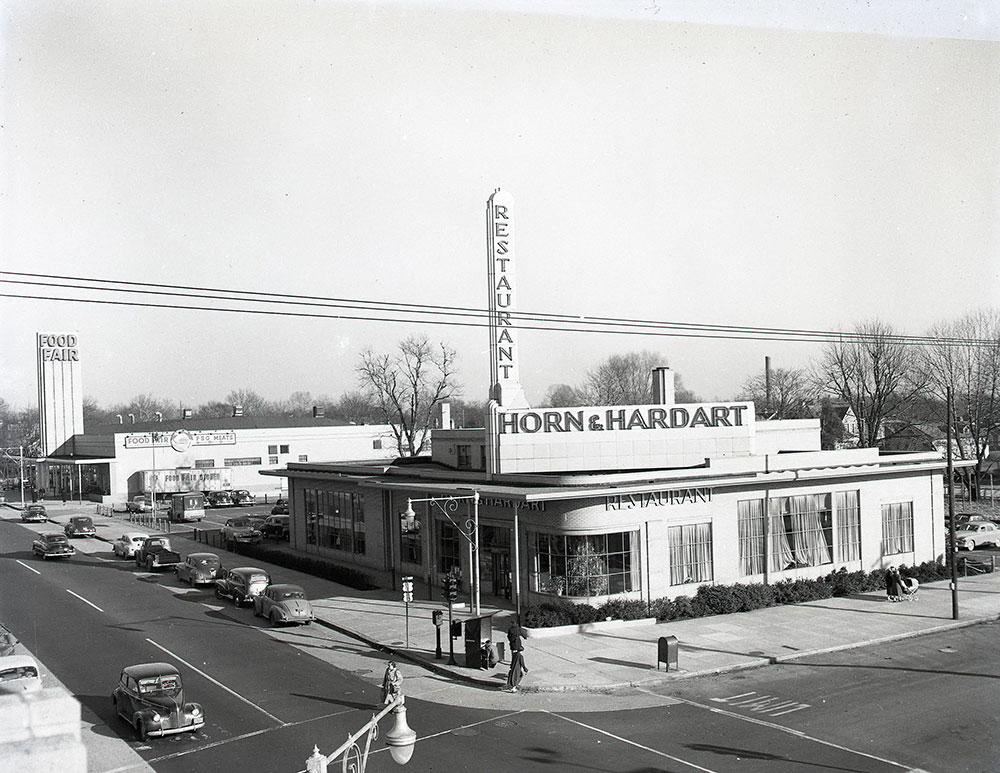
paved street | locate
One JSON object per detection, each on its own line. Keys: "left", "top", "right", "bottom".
{"left": 4, "top": 508, "right": 1000, "bottom": 772}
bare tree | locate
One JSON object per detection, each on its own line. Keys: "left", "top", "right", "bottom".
{"left": 542, "top": 383, "right": 586, "bottom": 408}
{"left": 357, "top": 335, "right": 460, "bottom": 455}
{"left": 737, "top": 367, "right": 816, "bottom": 419}
{"left": 335, "top": 390, "right": 380, "bottom": 425}
{"left": 112, "top": 394, "right": 174, "bottom": 422}
{"left": 918, "top": 309, "right": 1000, "bottom": 488}
{"left": 812, "top": 320, "right": 926, "bottom": 448}
{"left": 584, "top": 350, "right": 698, "bottom": 405}
{"left": 224, "top": 388, "right": 273, "bottom": 416}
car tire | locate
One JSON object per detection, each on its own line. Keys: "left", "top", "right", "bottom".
{"left": 135, "top": 719, "right": 148, "bottom": 742}
{"left": 966, "top": 539, "right": 976, "bottom": 550}
{"left": 252, "top": 603, "right": 261, "bottom": 618}
{"left": 269, "top": 612, "right": 279, "bottom": 627}
{"left": 214, "top": 586, "right": 224, "bottom": 599}
{"left": 146, "top": 558, "right": 154, "bottom": 571}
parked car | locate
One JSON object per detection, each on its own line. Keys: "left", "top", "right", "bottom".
{"left": 205, "top": 491, "right": 234, "bottom": 508}
{"left": 955, "top": 521, "right": 1000, "bottom": 550}
{"left": 64, "top": 516, "right": 97, "bottom": 538}
{"left": 270, "top": 499, "right": 289, "bottom": 515}
{"left": 175, "top": 553, "right": 223, "bottom": 586}
{"left": 222, "top": 517, "right": 262, "bottom": 545}
{"left": 214, "top": 567, "right": 271, "bottom": 607}
{"left": 0, "top": 655, "right": 43, "bottom": 695}
{"left": 111, "top": 662, "right": 204, "bottom": 740}
{"left": 260, "top": 515, "right": 290, "bottom": 541}
{"left": 252, "top": 584, "right": 314, "bottom": 626}
{"left": 32, "top": 533, "right": 76, "bottom": 560}
{"left": 20, "top": 504, "right": 47, "bottom": 523}
{"left": 113, "top": 531, "right": 151, "bottom": 559}
{"left": 134, "top": 537, "right": 182, "bottom": 571}
{"left": 126, "top": 496, "right": 166, "bottom": 514}
{"left": 952, "top": 513, "right": 1000, "bottom": 527}
{"left": 230, "top": 489, "right": 256, "bottom": 506}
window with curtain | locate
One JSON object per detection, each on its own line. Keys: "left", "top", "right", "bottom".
{"left": 836, "top": 491, "right": 861, "bottom": 562}
{"left": 529, "top": 531, "right": 640, "bottom": 596}
{"left": 881, "top": 501, "right": 913, "bottom": 555}
{"left": 668, "top": 523, "right": 713, "bottom": 585}
{"left": 769, "top": 494, "right": 832, "bottom": 570}
{"left": 738, "top": 499, "right": 765, "bottom": 576}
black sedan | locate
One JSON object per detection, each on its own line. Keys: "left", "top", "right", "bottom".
{"left": 21, "top": 504, "right": 48, "bottom": 523}
{"left": 64, "top": 516, "right": 97, "bottom": 538}
{"left": 112, "top": 662, "right": 204, "bottom": 740}
{"left": 32, "top": 533, "right": 76, "bottom": 559}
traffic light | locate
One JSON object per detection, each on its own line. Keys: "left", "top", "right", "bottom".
{"left": 402, "top": 575, "right": 414, "bottom": 603}
{"left": 443, "top": 573, "right": 458, "bottom": 603}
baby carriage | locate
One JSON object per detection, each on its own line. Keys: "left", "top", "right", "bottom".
{"left": 899, "top": 577, "right": 919, "bottom": 601}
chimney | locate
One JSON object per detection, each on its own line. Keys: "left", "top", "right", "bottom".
{"left": 155, "top": 411, "right": 163, "bottom": 422}
{"left": 127, "top": 413, "right": 136, "bottom": 424}
{"left": 116, "top": 414, "right": 123, "bottom": 424}
{"left": 440, "top": 401, "right": 452, "bottom": 430}
{"left": 182, "top": 408, "right": 192, "bottom": 420}
{"left": 652, "top": 367, "right": 675, "bottom": 406}
{"left": 312, "top": 406, "right": 325, "bottom": 419}
{"left": 232, "top": 405, "right": 243, "bottom": 417}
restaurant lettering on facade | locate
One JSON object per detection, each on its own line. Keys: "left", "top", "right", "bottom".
{"left": 606, "top": 488, "right": 712, "bottom": 510}
{"left": 499, "top": 405, "right": 748, "bottom": 434}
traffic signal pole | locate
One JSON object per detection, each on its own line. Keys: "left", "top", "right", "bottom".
{"left": 446, "top": 599, "right": 455, "bottom": 665}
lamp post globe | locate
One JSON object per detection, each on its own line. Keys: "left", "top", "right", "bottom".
{"left": 384, "top": 704, "right": 416, "bottom": 765}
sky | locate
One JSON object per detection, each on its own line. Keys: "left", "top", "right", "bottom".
{"left": 2, "top": 0, "right": 999, "bottom": 414}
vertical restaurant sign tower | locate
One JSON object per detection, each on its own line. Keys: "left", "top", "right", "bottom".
{"left": 36, "top": 331, "right": 84, "bottom": 456}
{"left": 486, "top": 188, "right": 529, "bottom": 409}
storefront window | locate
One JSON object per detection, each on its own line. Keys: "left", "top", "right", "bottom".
{"left": 769, "top": 494, "right": 833, "bottom": 570}
{"left": 836, "top": 491, "right": 861, "bottom": 561}
{"left": 881, "top": 501, "right": 913, "bottom": 555}
{"left": 304, "top": 488, "right": 365, "bottom": 554}
{"left": 438, "top": 521, "right": 462, "bottom": 574}
{"left": 669, "top": 523, "right": 713, "bottom": 585}
{"left": 530, "top": 531, "right": 640, "bottom": 597}
{"left": 738, "top": 500, "right": 765, "bottom": 576}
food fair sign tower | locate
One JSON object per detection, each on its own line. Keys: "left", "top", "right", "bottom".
{"left": 486, "top": 189, "right": 529, "bottom": 410}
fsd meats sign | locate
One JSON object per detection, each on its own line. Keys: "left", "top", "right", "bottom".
{"left": 124, "top": 430, "right": 237, "bottom": 449}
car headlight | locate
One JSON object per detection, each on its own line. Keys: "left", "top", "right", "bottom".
{"left": 151, "top": 713, "right": 161, "bottom": 722}
{"left": 189, "top": 706, "right": 202, "bottom": 717}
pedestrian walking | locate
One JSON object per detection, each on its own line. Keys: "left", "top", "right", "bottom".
{"left": 507, "top": 620, "right": 525, "bottom": 655}
{"left": 885, "top": 565, "right": 902, "bottom": 602}
{"left": 61, "top": 488, "right": 67, "bottom": 504}
{"left": 380, "top": 661, "right": 403, "bottom": 705}
{"left": 504, "top": 649, "right": 529, "bottom": 692}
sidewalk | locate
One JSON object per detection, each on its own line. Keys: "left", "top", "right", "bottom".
{"left": 13, "top": 500, "right": 1000, "bottom": 694}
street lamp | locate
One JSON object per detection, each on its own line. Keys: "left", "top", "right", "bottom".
{"left": 306, "top": 695, "right": 415, "bottom": 772}
{"left": 402, "top": 492, "right": 480, "bottom": 615}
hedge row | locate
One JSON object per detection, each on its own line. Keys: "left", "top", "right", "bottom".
{"left": 234, "top": 541, "right": 378, "bottom": 590}
{"left": 523, "top": 561, "right": 973, "bottom": 628}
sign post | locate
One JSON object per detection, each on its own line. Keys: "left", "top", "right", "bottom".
{"left": 402, "top": 576, "right": 414, "bottom": 648}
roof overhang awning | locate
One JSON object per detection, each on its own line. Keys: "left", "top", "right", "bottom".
{"left": 38, "top": 456, "right": 117, "bottom": 466}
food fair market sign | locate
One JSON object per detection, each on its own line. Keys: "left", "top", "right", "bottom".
{"left": 124, "top": 430, "right": 237, "bottom": 449}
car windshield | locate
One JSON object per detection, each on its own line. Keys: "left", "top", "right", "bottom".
{"left": 72, "top": 518, "right": 93, "bottom": 526}
{"left": 229, "top": 519, "right": 250, "bottom": 527}
{"left": 0, "top": 666, "right": 38, "bottom": 682}
{"left": 195, "top": 556, "right": 220, "bottom": 567}
{"left": 46, "top": 535, "right": 68, "bottom": 544}
{"left": 130, "top": 536, "right": 147, "bottom": 543}
{"left": 274, "top": 588, "right": 305, "bottom": 600}
{"left": 137, "top": 674, "right": 181, "bottom": 695}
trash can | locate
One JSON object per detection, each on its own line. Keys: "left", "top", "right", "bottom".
{"left": 462, "top": 614, "right": 495, "bottom": 669}
{"left": 657, "top": 635, "right": 678, "bottom": 671}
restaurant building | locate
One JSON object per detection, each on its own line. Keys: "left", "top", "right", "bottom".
{"left": 266, "top": 190, "right": 966, "bottom": 611}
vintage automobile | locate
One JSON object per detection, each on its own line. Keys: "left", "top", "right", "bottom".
{"left": 270, "top": 499, "right": 289, "bottom": 515}
{"left": 955, "top": 521, "right": 1000, "bottom": 550}
{"left": 0, "top": 655, "right": 43, "bottom": 695}
{"left": 214, "top": 567, "right": 271, "bottom": 607}
{"left": 32, "top": 533, "right": 76, "bottom": 560}
{"left": 175, "top": 553, "right": 223, "bottom": 586}
{"left": 111, "top": 662, "right": 204, "bottom": 740}
{"left": 230, "top": 489, "right": 256, "bottom": 506}
{"left": 252, "top": 583, "right": 314, "bottom": 626}
{"left": 222, "top": 517, "right": 262, "bottom": 545}
{"left": 205, "top": 491, "right": 234, "bottom": 509}
{"left": 20, "top": 504, "right": 48, "bottom": 523}
{"left": 64, "top": 516, "right": 97, "bottom": 538}
{"left": 112, "top": 531, "right": 151, "bottom": 559}
{"left": 134, "top": 537, "right": 182, "bottom": 571}
{"left": 260, "top": 515, "right": 290, "bottom": 541}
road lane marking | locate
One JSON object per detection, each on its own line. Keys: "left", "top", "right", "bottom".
{"left": 15, "top": 560, "right": 41, "bottom": 575}
{"left": 549, "top": 711, "right": 720, "bottom": 772}
{"left": 144, "top": 637, "right": 285, "bottom": 725}
{"left": 66, "top": 589, "right": 105, "bottom": 612}
{"left": 645, "top": 690, "right": 915, "bottom": 771}
{"left": 711, "top": 691, "right": 810, "bottom": 716}
{"left": 200, "top": 603, "right": 225, "bottom": 610}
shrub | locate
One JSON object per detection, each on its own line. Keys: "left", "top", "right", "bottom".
{"left": 597, "top": 598, "right": 649, "bottom": 621}
{"left": 524, "top": 604, "right": 571, "bottom": 628}
{"left": 649, "top": 597, "right": 674, "bottom": 621}
{"left": 824, "top": 567, "right": 877, "bottom": 596}
{"left": 670, "top": 595, "right": 696, "bottom": 620}
{"left": 770, "top": 578, "right": 833, "bottom": 605}
{"left": 235, "top": 542, "right": 376, "bottom": 590}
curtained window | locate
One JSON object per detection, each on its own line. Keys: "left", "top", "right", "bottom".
{"left": 881, "top": 502, "right": 914, "bottom": 555}
{"left": 836, "top": 491, "right": 861, "bottom": 562}
{"left": 738, "top": 499, "right": 765, "bottom": 576}
{"left": 769, "top": 494, "right": 832, "bottom": 570}
{"left": 668, "top": 523, "right": 713, "bottom": 585}
{"left": 529, "top": 531, "right": 640, "bottom": 596}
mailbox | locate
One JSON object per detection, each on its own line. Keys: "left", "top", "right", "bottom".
{"left": 657, "top": 635, "right": 678, "bottom": 671}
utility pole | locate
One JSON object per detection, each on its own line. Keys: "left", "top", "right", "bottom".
{"left": 764, "top": 356, "right": 772, "bottom": 418}
{"left": 947, "top": 387, "right": 958, "bottom": 620}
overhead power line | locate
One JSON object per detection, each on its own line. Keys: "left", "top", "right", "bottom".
{"left": 0, "top": 270, "right": 994, "bottom": 348}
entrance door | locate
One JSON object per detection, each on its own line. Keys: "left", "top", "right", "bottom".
{"left": 491, "top": 551, "right": 511, "bottom": 599}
